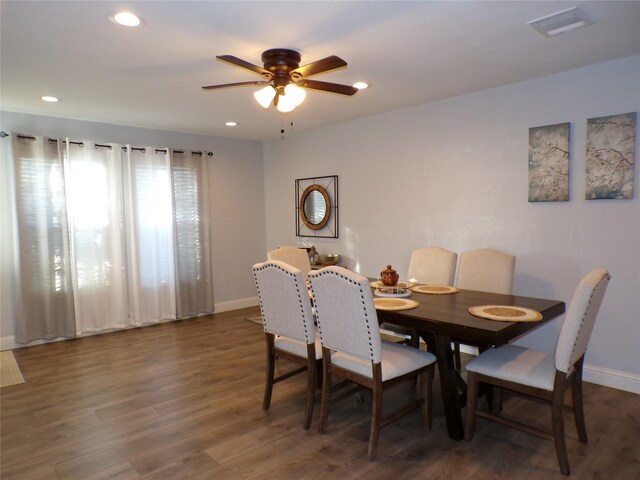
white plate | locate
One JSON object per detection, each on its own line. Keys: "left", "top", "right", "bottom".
{"left": 370, "top": 281, "right": 412, "bottom": 289}
{"left": 374, "top": 289, "right": 412, "bottom": 298}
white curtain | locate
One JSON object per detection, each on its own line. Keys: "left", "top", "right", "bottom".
{"left": 63, "top": 140, "right": 129, "bottom": 333}
{"left": 124, "top": 146, "right": 177, "bottom": 325}
{"left": 9, "top": 134, "right": 213, "bottom": 343}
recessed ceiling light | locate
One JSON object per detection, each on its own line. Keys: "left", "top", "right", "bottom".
{"left": 41, "top": 96, "right": 59, "bottom": 102}
{"left": 225, "top": 121, "right": 238, "bottom": 127}
{"left": 110, "top": 11, "right": 141, "bottom": 27}
{"left": 353, "top": 82, "right": 368, "bottom": 90}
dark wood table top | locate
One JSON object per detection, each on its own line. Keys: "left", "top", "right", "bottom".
{"left": 376, "top": 288, "right": 566, "bottom": 345}
{"left": 373, "top": 284, "right": 565, "bottom": 441}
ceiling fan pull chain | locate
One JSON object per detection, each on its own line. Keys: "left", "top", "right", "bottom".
{"left": 280, "top": 114, "right": 296, "bottom": 139}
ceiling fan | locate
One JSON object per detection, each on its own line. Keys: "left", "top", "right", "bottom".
{"left": 202, "top": 49, "right": 358, "bottom": 112}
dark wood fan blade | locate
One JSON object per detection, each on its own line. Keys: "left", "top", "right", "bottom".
{"left": 202, "top": 81, "right": 270, "bottom": 90}
{"left": 216, "top": 55, "right": 271, "bottom": 76}
{"left": 296, "top": 79, "right": 358, "bottom": 96}
{"left": 290, "top": 56, "right": 347, "bottom": 78}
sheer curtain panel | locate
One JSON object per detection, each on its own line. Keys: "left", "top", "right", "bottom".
{"left": 171, "top": 150, "right": 214, "bottom": 318}
{"left": 12, "top": 135, "right": 76, "bottom": 343}
{"left": 63, "top": 140, "right": 129, "bottom": 334}
{"left": 123, "top": 147, "right": 177, "bottom": 324}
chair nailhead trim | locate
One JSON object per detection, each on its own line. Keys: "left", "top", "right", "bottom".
{"left": 253, "top": 261, "right": 314, "bottom": 343}
{"left": 309, "top": 268, "right": 376, "bottom": 361}
{"left": 567, "top": 274, "right": 609, "bottom": 366}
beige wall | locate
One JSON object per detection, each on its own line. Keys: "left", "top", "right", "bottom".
{"left": 263, "top": 55, "right": 640, "bottom": 392}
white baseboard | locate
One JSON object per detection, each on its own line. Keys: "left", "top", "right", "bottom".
{"left": 583, "top": 364, "right": 640, "bottom": 394}
{"left": 1, "top": 335, "right": 69, "bottom": 350}
{"left": 1, "top": 335, "right": 16, "bottom": 351}
{"left": 458, "top": 344, "right": 639, "bottom": 394}
{"left": 214, "top": 296, "right": 259, "bottom": 313}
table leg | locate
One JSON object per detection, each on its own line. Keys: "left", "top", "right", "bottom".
{"left": 432, "top": 334, "right": 465, "bottom": 440}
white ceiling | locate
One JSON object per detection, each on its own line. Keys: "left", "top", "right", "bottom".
{"left": 2, "top": 1, "right": 639, "bottom": 141}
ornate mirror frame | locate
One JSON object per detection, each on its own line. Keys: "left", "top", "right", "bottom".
{"left": 296, "top": 175, "right": 338, "bottom": 238}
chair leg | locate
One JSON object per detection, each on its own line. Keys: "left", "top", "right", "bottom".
{"left": 572, "top": 379, "right": 587, "bottom": 443}
{"left": 491, "top": 386, "right": 503, "bottom": 415}
{"left": 303, "top": 346, "right": 316, "bottom": 430}
{"left": 464, "top": 371, "right": 480, "bottom": 442}
{"left": 552, "top": 387, "right": 570, "bottom": 475}
{"left": 318, "top": 349, "right": 332, "bottom": 434}
{"left": 453, "top": 341, "right": 462, "bottom": 370}
{"left": 316, "top": 362, "right": 323, "bottom": 388}
{"left": 263, "top": 334, "right": 275, "bottom": 411}
{"left": 368, "top": 373, "right": 383, "bottom": 461}
{"left": 419, "top": 366, "right": 434, "bottom": 429}
{"left": 572, "top": 362, "right": 588, "bottom": 443}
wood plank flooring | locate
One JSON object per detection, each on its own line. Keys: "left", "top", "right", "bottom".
{"left": 2, "top": 306, "right": 638, "bottom": 479}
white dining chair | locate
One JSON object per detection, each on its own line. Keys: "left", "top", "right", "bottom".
{"left": 453, "top": 248, "right": 516, "bottom": 368}
{"left": 407, "top": 246, "right": 458, "bottom": 285}
{"left": 267, "top": 246, "right": 312, "bottom": 282}
{"left": 252, "top": 260, "right": 321, "bottom": 429}
{"left": 464, "top": 268, "right": 610, "bottom": 476}
{"left": 309, "top": 266, "right": 436, "bottom": 460}
{"left": 388, "top": 246, "right": 458, "bottom": 347}
{"left": 455, "top": 248, "right": 515, "bottom": 296}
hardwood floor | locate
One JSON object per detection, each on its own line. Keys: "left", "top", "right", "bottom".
{"left": 2, "top": 306, "right": 638, "bottom": 479}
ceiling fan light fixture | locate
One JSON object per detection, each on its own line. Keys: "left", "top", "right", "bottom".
{"left": 276, "top": 94, "right": 297, "bottom": 113}
{"left": 276, "top": 84, "right": 306, "bottom": 113}
{"left": 206, "top": 49, "right": 355, "bottom": 114}
{"left": 353, "top": 82, "right": 368, "bottom": 90}
{"left": 254, "top": 86, "right": 276, "bottom": 108}
{"left": 284, "top": 84, "right": 306, "bottom": 106}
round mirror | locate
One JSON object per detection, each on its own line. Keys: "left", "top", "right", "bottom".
{"left": 300, "top": 185, "right": 330, "bottom": 230}
{"left": 304, "top": 191, "right": 326, "bottom": 224}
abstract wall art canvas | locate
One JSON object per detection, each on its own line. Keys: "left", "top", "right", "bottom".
{"left": 586, "top": 112, "right": 636, "bottom": 199}
{"left": 528, "top": 122, "right": 570, "bottom": 202}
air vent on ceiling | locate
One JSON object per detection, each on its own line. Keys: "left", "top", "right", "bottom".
{"left": 528, "top": 6, "right": 592, "bottom": 37}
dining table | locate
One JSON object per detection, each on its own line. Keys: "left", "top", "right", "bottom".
{"left": 374, "top": 284, "right": 566, "bottom": 441}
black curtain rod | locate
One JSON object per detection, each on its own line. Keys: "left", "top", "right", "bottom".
{"left": 47, "top": 138, "right": 85, "bottom": 147}
{"left": 9, "top": 133, "right": 212, "bottom": 156}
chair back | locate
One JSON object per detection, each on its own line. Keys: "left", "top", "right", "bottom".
{"left": 309, "top": 266, "right": 382, "bottom": 363}
{"left": 407, "top": 246, "right": 457, "bottom": 285}
{"left": 456, "top": 248, "right": 515, "bottom": 294}
{"left": 555, "top": 269, "right": 610, "bottom": 373}
{"left": 252, "top": 261, "right": 315, "bottom": 344}
{"left": 267, "top": 246, "right": 312, "bottom": 282}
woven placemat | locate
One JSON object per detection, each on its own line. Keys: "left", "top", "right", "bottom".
{"left": 469, "top": 305, "right": 543, "bottom": 322}
{"left": 410, "top": 285, "right": 459, "bottom": 295}
{"left": 373, "top": 298, "right": 419, "bottom": 311}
